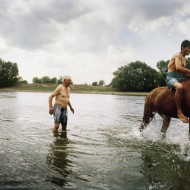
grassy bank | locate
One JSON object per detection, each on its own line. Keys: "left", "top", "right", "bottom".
{"left": 0, "top": 83, "right": 148, "bottom": 96}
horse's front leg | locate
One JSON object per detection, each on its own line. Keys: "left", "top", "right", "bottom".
{"left": 160, "top": 115, "right": 171, "bottom": 139}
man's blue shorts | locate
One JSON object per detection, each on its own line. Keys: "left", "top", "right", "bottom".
{"left": 166, "top": 72, "right": 186, "bottom": 90}
{"left": 53, "top": 104, "right": 68, "bottom": 126}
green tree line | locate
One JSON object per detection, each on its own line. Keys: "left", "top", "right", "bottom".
{"left": 2, "top": 57, "right": 190, "bottom": 91}
{"left": 92, "top": 80, "right": 105, "bottom": 86}
{"left": 32, "top": 76, "right": 63, "bottom": 84}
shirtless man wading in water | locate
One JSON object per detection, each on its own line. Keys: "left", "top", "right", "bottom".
{"left": 49, "top": 75, "right": 74, "bottom": 132}
{"left": 166, "top": 40, "right": 190, "bottom": 123}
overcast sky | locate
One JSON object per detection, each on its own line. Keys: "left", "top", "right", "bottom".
{"left": 0, "top": 0, "right": 190, "bottom": 84}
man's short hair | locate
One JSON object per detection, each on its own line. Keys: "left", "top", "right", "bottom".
{"left": 181, "top": 40, "right": 190, "bottom": 49}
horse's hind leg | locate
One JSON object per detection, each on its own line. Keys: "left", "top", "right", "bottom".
{"left": 160, "top": 115, "right": 171, "bottom": 139}
{"left": 140, "top": 111, "right": 155, "bottom": 133}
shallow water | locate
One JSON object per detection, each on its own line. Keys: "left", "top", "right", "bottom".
{"left": 1, "top": 92, "right": 190, "bottom": 189}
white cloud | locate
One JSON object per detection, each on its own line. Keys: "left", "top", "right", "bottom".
{"left": 0, "top": 0, "right": 189, "bottom": 84}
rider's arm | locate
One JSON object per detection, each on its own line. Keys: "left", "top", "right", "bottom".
{"left": 175, "top": 57, "right": 190, "bottom": 76}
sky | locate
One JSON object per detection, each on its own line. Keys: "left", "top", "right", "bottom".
{"left": 0, "top": 0, "right": 190, "bottom": 85}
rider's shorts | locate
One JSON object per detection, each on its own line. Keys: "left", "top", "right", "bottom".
{"left": 166, "top": 72, "right": 186, "bottom": 90}
{"left": 53, "top": 104, "right": 68, "bottom": 126}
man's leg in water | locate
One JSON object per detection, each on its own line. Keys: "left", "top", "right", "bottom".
{"left": 61, "top": 124, "right": 67, "bottom": 131}
{"left": 52, "top": 123, "right": 60, "bottom": 133}
{"left": 61, "top": 108, "right": 68, "bottom": 131}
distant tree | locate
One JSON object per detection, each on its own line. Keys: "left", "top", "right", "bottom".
{"left": 156, "top": 60, "right": 169, "bottom": 86}
{"left": 0, "top": 59, "right": 19, "bottom": 87}
{"left": 92, "top": 81, "right": 98, "bottom": 86}
{"left": 99, "top": 80, "right": 105, "bottom": 86}
{"left": 32, "top": 77, "right": 42, "bottom": 83}
{"left": 51, "top": 77, "right": 57, "bottom": 84}
{"left": 156, "top": 60, "right": 169, "bottom": 73}
{"left": 57, "top": 76, "right": 63, "bottom": 84}
{"left": 111, "top": 61, "right": 159, "bottom": 91}
{"left": 18, "top": 76, "right": 28, "bottom": 84}
{"left": 186, "top": 57, "right": 190, "bottom": 69}
{"left": 41, "top": 76, "right": 51, "bottom": 83}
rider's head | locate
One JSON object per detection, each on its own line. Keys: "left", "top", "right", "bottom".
{"left": 181, "top": 40, "right": 190, "bottom": 50}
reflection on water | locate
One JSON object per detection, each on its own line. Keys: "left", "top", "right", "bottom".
{"left": 1, "top": 92, "right": 190, "bottom": 189}
{"left": 46, "top": 131, "right": 71, "bottom": 187}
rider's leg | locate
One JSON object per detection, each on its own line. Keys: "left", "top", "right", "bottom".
{"left": 173, "top": 82, "right": 189, "bottom": 123}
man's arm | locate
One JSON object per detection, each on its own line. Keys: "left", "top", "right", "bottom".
{"left": 48, "top": 85, "right": 61, "bottom": 115}
{"left": 175, "top": 57, "right": 190, "bottom": 76}
{"left": 68, "top": 101, "right": 74, "bottom": 114}
{"left": 49, "top": 93, "right": 55, "bottom": 115}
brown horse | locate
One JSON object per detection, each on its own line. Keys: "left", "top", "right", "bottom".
{"left": 140, "top": 78, "right": 190, "bottom": 138}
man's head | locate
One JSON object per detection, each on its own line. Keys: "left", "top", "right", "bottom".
{"left": 63, "top": 75, "right": 73, "bottom": 87}
{"left": 181, "top": 40, "right": 190, "bottom": 49}
{"left": 181, "top": 40, "right": 190, "bottom": 55}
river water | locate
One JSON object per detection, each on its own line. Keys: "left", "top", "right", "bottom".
{"left": 1, "top": 92, "right": 190, "bottom": 190}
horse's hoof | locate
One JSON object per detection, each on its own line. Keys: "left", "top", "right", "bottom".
{"left": 139, "top": 127, "right": 143, "bottom": 133}
{"left": 140, "top": 131, "right": 144, "bottom": 137}
{"left": 161, "top": 132, "right": 166, "bottom": 140}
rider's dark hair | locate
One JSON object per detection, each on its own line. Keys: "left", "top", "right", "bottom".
{"left": 181, "top": 39, "right": 190, "bottom": 49}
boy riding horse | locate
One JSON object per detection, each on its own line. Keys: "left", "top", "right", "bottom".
{"left": 166, "top": 40, "right": 190, "bottom": 123}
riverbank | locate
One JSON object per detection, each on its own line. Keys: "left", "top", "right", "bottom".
{"left": 0, "top": 83, "right": 148, "bottom": 96}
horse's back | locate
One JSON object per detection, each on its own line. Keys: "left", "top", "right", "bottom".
{"left": 145, "top": 86, "right": 177, "bottom": 117}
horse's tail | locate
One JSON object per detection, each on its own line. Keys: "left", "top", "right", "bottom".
{"left": 143, "top": 92, "right": 155, "bottom": 119}
{"left": 140, "top": 90, "right": 156, "bottom": 131}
